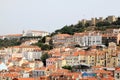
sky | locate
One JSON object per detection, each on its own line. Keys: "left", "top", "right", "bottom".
{"left": 0, "top": 0, "right": 120, "bottom": 35}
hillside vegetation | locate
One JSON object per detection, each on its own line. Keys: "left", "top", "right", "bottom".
{"left": 51, "top": 17, "right": 120, "bottom": 35}
{"left": 0, "top": 38, "right": 21, "bottom": 48}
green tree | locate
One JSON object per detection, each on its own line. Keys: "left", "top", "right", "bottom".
{"left": 60, "top": 25, "right": 74, "bottom": 35}
{"left": 112, "top": 17, "right": 120, "bottom": 25}
{"left": 0, "top": 38, "right": 21, "bottom": 48}
{"left": 41, "top": 36, "right": 46, "bottom": 43}
{"left": 41, "top": 44, "right": 51, "bottom": 50}
{"left": 62, "top": 65, "right": 72, "bottom": 71}
{"left": 41, "top": 53, "right": 49, "bottom": 66}
{"left": 96, "top": 21, "right": 111, "bottom": 27}
{"left": 85, "top": 23, "right": 90, "bottom": 27}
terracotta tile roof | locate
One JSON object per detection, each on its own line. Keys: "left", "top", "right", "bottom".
{"left": 102, "top": 34, "right": 117, "bottom": 37}
{"left": 56, "top": 34, "right": 71, "bottom": 37}
{"left": 47, "top": 65, "right": 56, "bottom": 70}
{"left": 56, "top": 69, "right": 70, "bottom": 73}
{"left": 81, "top": 77, "right": 97, "bottom": 80}
{"left": 94, "top": 70, "right": 111, "bottom": 74}
{"left": 12, "top": 45, "right": 40, "bottom": 49}
{"left": 74, "top": 32, "right": 88, "bottom": 37}
{"left": 35, "top": 67, "right": 46, "bottom": 71}
{"left": 73, "top": 50, "right": 86, "bottom": 56}
{"left": 39, "top": 76, "right": 50, "bottom": 80}
{"left": 101, "top": 77, "right": 114, "bottom": 80}
{"left": 5, "top": 34, "right": 22, "bottom": 37}
{"left": 23, "top": 67, "right": 33, "bottom": 72}
{"left": 53, "top": 34, "right": 71, "bottom": 40}
{"left": 68, "top": 72, "right": 81, "bottom": 79}
{"left": 46, "top": 58, "right": 59, "bottom": 62}
{"left": 115, "top": 68, "right": 120, "bottom": 71}
{"left": 18, "top": 78, "right": 35, "bottom": 80}
{"left": 8, "top": 66, "right": 23, "bottom": 72}
{"left": 92, "top": 66, "right": 103, "bottom": 69}
{"left": 0, "top": 72, "right": 20, "bottom": 77}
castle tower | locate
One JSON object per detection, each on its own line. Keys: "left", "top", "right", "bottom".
{"left": 91, "top": 18, "right": 96, "bottom": 26}
{"left": 107, "top": 16, "right": 117, "bottom": 23}
{"left": 82, "top": 19, "right": 87, "bottom": 25}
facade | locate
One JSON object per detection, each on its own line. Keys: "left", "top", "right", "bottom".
{"left": 22, "top": 51, "right": 42, "bottom": 61}
{"left": 117, "top": 53, "right": 120, "bottom": 67}
{"left": 6, "top": 45, "right": 41, "bottom": 53}
{"left": 23, "top": 30, "right": 50, "bottom": 37}
{"left": 107, "top": 16, "right": 117, "bottom": 23}
{"left": 32, "top": 67, "right": 46, "bottom": 77}
{"left": 28, "top": 61, "right": 43, "bottom": 68}
{"left": 87, "top": 53, "right": 96, "bottom": 66}
{"left": 102, "top": 34, "right": 118, "bottom": 45}
{"left": 52, "top": 34, "right": 72, "bottom": 47}
{"left": 65, "top": 55, "right": 79, "bottom": 66}
{"left": 73, "top": 32, "right": 102, "bottom": 46}
{"left": 52, "top": 34, "right": 71, "bottom": 43}
{"left": 81, "top": 15, "right": 117, "bottom": 26}
{"left": 46, "top": 58, "right": 58, "bottom": 66}
{"left": 65, "top": 50, "right": 88, "bottom": 66}
{"left": 114, "top": 68, "right": 120, "bottom": 80}
{"left": 106, "top": 42, "right": 118, "bottom": 67}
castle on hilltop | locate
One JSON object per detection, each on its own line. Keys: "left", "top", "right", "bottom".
{"left": 80, "top": 15, "right": 118, "bottom": 26}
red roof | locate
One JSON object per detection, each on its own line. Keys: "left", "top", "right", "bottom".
{"left": 18, "top": 78, "right": 35, "bottom": 80}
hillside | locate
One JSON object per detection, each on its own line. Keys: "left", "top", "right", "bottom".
{"left": 51, "top": 17, "right": 120, "bottom": 35}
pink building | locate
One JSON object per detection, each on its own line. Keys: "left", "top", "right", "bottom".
{"left": 46, "top": 58, "right": 58, "bottom": 66}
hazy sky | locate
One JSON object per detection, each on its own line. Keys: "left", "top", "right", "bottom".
{"left": 0, "top": 0, "right": 120, "bottom": 35}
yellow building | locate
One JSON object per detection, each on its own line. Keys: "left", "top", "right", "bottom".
{"left": 86, "top": 52, "right": 96, "bottom": 66}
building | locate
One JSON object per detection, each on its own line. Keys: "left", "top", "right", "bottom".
{"left": 81, "top": 15, "right": 117, "bottom": 26}
{"left": 46, "top": 58, "right": 58, "bottom": 66}
{"left": 102, "top": 34, "right": 117, "bottom": 45}
{"left": 107, "top": 16, "right": 117, "bottom": 23}
{"left": 32, "top": 67, "right": 46, "bottom": 77}
{"left": 114, "top": 68, "right": 120, "bottom": 80}
{"left": 52, "top": 34, "right": 72, "bottom": 47}
{"left": 22, "top": 51, "right": 42, "bottom": 61}
{"left": 23, "top": 30, "right": 50, "bottom": 37}
{"left": 6, "top": 45, "right": 41, "bottom": 53}
{"left": 73, "top": 32, "right": 102, "bottom": 46}
{"left": 65, "top": 50, "right": 88, "bottom": 66}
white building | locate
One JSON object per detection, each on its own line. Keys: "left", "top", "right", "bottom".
{"left": 23, "top": 51, "right": 42, "bottom": 61}
{"left": 6, "top": 45, "right": 41, "bottom": 53}
{"left": 73, "top": 32, "right": 102, "bottom": 46}
{"left": 32, "top": 67, "right": 47, "bottom": 77}
{"left": 23, "top": 30, "right": 50, "bottom": 37}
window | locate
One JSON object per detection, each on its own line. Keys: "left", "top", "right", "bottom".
{"left": 116, "top": 76, "right": 119, "bottom": 79}
{"left": 117, "top": 73, "right": 119, "bottom": 75}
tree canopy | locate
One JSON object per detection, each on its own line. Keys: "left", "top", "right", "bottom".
{"left": 0, "top": 38, "right": 21, "bottom": 48}
{"left": 62, "top": 65, "right": 72, "bottom": 71}
{"left": 41, "top": 53, "right": 49, "bottom": 66}
{"left": 96, "top": 21, "right": 111, "bottom": 27}
{"left": 34, "top": 36, "right": 53, "bottom": 50}
{"left": 54, "top": 22, "right": 85, "bottom": 35}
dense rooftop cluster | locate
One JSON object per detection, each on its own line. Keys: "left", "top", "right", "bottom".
{"left": 1, "top": 16, "right": 120, "bottom": 80}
